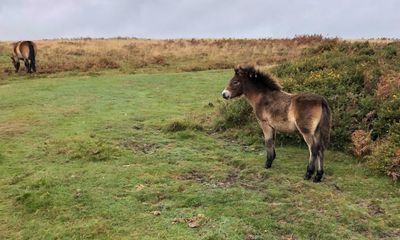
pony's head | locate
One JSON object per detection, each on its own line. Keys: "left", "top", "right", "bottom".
{"left": 222, "top": 65, "right": 256, "bottom": 99}
{"left": 222, "top": 65, "right": 281, "bottom": 99}
{"left": 10, "top": 56, "right": 20, "bottom": 72}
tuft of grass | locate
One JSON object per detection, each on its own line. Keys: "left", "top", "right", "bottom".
{"left": 164, "top": 120, "right": 204, "bottom": 132}
{"left": 42, "top": 136, "right": 120, "bottom": 162}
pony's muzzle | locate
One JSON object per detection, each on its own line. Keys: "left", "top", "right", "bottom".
{"left": 222, "top": 90, "right": 231, "bottom": 99}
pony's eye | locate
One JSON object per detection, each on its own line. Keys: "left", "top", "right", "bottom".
{"left": 233, "top": 81, "right": 240, "bottom": 85}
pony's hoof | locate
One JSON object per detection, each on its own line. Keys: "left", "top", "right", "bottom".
{"left": 265, "top": 162, "right": 272, "bottom": 169}
{"left": 313, "top": 176, "right": 322, "bottom": 183}
{"left": 313, "top": 170, "right": 324, "bottom": 182}
{"left": 265, "top": 164, "right": 272, "bottom": 169}
{"left": 265, "top": 159, "right": 273, "bottom": 169}
{"left": 304, "top": 172, "right": 313, "bottom": 180}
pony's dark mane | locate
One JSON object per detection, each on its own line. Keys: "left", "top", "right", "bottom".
{"left": 240, "top": 66, "right": 281, "bottom": 91}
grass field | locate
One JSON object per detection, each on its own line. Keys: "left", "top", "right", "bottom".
{"left": 0, "top": 71, "right": 399, "bottom": 239}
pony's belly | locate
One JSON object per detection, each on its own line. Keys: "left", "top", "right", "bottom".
{"left": 261, "top": 111, "right": 297, "bottom": 132}
{"left": 270, "top": 120, "right": 297, "bottom": 132}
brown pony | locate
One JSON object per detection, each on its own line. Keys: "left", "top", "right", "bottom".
{"left": 11, "top": 41, "right": 37, "bottom": 73}
{"left": 222, "top": 66, "right": 331, "bottom": 182}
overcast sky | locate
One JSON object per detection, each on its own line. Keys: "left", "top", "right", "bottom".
{"left": 1, "top": 0, "right": 399, "bottom": 40}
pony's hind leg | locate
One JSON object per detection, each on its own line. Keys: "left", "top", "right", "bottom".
{"left": 313, "top": 150, "right": 325, "bottom": 182}
{"left": 302, "top": 134, "right": 319, "bottom": 180}
{"left": 15, "top": 61, "right": 20, "bottom": 73}
{"left": 31, "top": 60, "right": 36, "bottom": 72}
{"left": 24, "top": 59, "right": 31, "bottom": 73}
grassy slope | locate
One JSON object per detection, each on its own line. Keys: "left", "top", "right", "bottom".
{"left": 0, "top": 71, "right": 399, "bottom": 239}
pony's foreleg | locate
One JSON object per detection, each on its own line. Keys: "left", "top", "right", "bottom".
{"left": 265, "top": 133, "right": 276, "bottom": 168}
{"left": 258, "top": 121, "right": 276, "bottom": 168}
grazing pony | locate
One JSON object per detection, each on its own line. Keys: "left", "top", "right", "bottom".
{"left": 10, "top": 41, "right": 37, "bottom": 73}
{"left": 222, "top": 66, "right": 331, "bottom": 182}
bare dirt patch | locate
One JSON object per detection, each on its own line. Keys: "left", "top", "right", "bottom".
{"left": 172, "top": 214, "right": 207, "bottom": 228}
{"left": 121, "top": 138, "right": 161, "bottom": 154}
{"left": 61, "top": 107, "right": 81, "bottom": 117}
{"left": 178, "top": 168, "right": 240, "bottom": 188}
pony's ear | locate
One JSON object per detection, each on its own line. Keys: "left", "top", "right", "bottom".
{"left": 234, "top": 67, "right": 239, "bottom": 74}
{"left": 239, "top": 66, "right": 256, "bottom": 78}
{"left": 247, "top": 68, "right": 256, "bottom": 78}
{"left": 235, "top": 65, "right": 246, "bottom": 76}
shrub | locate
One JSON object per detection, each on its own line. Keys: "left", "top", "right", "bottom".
{"left": 382, "top": 43, "right": 397, "bottom": 59}
{"left": 97, "top": 58, "right": 120, "bottom": 69}
{"left": 351, "top": 130, "right": 373, "bottom": 158}
{"left": 375, "top": 72, "right": 400, "bottom": 102}
{"left": 372, "top": 91, "right": 400, "bottom": 138}
{"left": 367, "top": 123, "right": 400, "bottom": 181}
{"left": 271, "top": 41, "right": 400, "bottom": 149}
{"left": 212, "top": 99, "right": 254, "bottom": 131}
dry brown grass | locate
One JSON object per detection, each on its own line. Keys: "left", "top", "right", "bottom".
{"left": 351, "top": 130, "right": 373, "bottom": 158}
{"left": 375, "top": 71, "right": 400, "bottom": 102}
{"left": 0, "top": 120, "right": 31, "bottom": 137}
{"left": 0, "top": 36, "right": 336, "bottom": 76}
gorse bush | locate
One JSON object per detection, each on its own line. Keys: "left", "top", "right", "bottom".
{"left": 212, "top": 98, "right": 266, "bottom": 146}
{"left": 382, "top": 43, "right": 398, "bottom": 59}
{"left": 274, "top": 41, "right": 400, "bottom": 150}
{"left": 367, "top": 123, "right": 400, "bottom": 181}
{"left": 372, "top": 92, "right": 400, "bottom": 137}
{"left": 213, "top": 99, "right": 255, "bottom": 131}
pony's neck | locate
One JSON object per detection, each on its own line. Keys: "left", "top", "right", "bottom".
{"left": 243, "top": 84, "right": 269, "bottom": 109}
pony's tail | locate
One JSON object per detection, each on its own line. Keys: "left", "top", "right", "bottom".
{"left": 28, "top": 41, "right": 36, "bottom": 72}
{"left": 318, "top": 98, "right": 331, "bottom": 150}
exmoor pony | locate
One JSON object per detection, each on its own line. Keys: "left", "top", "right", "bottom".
{"left": 11, "top": 41, "right": 37, "bottom": 73}
{"left": 222, "top": 66, "right": 331, "bottom": 182}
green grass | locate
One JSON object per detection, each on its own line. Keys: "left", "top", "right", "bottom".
{"left": 0, "top": 71, "right": 399, "bottom": 239}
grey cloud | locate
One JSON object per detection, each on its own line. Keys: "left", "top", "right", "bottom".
{"left": 0, "top": 0, "right": 399, "bottom": 40}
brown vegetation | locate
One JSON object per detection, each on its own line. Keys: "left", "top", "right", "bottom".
{"left": 0, "top": 35, "right": 334, "bottom": 77}
{"left": 375, "top": 71, "right": 400, "bottom": 102}
{"left": 351, "top": 130, "right": 373, "bottom": 158}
